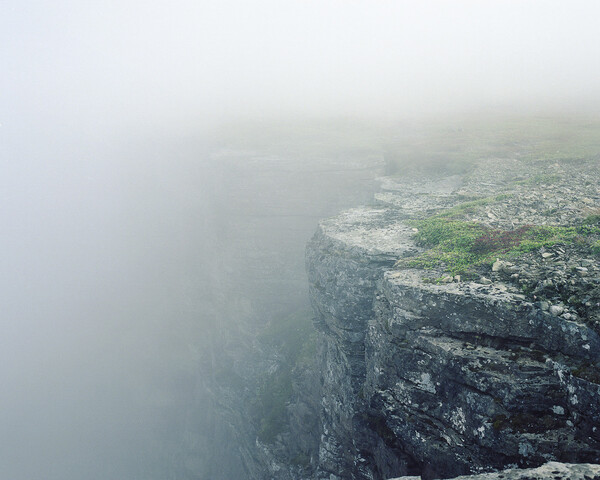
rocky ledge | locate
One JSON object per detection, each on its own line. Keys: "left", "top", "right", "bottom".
{"left": 306, "top": 156, "right": 600, "bottom": 479}
{"left": 391, "top": 461, "right": 600, "bottom": 480}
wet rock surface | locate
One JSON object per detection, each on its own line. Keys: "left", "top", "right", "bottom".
{"left": 305, "top": 157, "right": 600, "bottom": 479}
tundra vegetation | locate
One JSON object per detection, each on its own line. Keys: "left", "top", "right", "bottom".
{"left": 398, "top": 213, "right": 600, "bottom": 278}
{"left": 387, "top": 116, "right": 600, "bottom": 279}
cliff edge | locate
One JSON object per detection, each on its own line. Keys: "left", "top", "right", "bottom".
{"left": 305, "top": 156, "right": 600, "bottom": 479}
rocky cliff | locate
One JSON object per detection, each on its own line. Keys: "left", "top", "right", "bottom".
{"left": 304, "top": 157, "right": 600, "bottom": 479}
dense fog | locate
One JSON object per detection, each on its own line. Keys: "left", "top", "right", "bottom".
{"left": 2, "top": 1, "right": 600, "bottom": 479}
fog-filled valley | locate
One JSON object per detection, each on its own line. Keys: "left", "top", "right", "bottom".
{"left": 1, "top": 122, "right": 388, "bottom": 478}
{"left": 3, "top": 1, "right": 600, "bottom": 479}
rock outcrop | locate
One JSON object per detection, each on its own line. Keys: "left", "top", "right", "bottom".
{"left": 305, "top": 158, "right": 600, "bottom": 479}
{"left": 390, "top": 461, "right": 600, "bottom": 480}
{"left": 306, "top": 208, "right": 420, "bottom": 479}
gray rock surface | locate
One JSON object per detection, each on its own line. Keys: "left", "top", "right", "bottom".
{"left": 389, "top": 461, "right": 600, "bottom": 480}
{"left": 367, "top": 268, "right": 600, "bottom": 478}
{"left": 305, "top": 207, "right": 419, "bottom": 479}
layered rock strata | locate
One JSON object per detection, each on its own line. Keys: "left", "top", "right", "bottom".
{"left": 306, "top": 159, "right": 600, "bottom": 479}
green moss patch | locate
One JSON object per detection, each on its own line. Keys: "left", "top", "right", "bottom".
{"left": 397, "top": 216, "right": 600, "bottom": 276}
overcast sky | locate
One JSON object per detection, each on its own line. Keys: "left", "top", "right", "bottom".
{"left": 2, "top": 0, "right": 600, "bottom": 140}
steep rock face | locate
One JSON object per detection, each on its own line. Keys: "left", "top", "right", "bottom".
{"left": 306, "top": 207, "right": 421, "bottom": 479}
{"left": 367, "top": 270, "right": 600, "bottom": 478}
{"left": 305, "top": 161, "right": 600, "bottom": 479}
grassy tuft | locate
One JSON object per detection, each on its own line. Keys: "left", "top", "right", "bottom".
{"left": 397, "top": 217, "right": 600, "bottom": 276}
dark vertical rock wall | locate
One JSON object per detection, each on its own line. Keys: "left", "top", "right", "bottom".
{"left": 305, "top": 208, "right": 420, "bottom": 479}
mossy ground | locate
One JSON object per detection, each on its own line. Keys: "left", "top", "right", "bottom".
{"left": 396, "top": 213, "right": 600, "bottom": 277}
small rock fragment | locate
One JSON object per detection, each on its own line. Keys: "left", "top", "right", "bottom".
{"left": 492, "top": 259, "right": 514, "bottom": 273}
